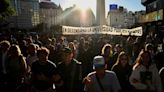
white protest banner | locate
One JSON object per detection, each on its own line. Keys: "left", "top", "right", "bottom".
{"left": 62, "top": 26, "right": 143, "bottom": 36}
{"left": 130, "top": 27, "right": 143, "bottom": 36}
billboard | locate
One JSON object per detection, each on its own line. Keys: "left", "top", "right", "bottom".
{"left": 144, "top": 9, "right": 163, "bottom": 22}
{"left": 109, "top": 4, "right": 118, "bottom": 11}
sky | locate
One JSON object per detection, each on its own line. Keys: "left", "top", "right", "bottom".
{"left": 51, "top": 0, "right": 145, "bottom": 16}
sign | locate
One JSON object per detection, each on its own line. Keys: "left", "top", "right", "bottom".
{"left": 109, "top": 4, "right": 118, "bottom": 11}
{"left": 144, "top": 9, "right": 163, "bottom": 22}
{"left": 62, "top": 26, "right": 143, "bottom": 36}
{"left": 145, "top": 11, "right": 157, "bottom": 22}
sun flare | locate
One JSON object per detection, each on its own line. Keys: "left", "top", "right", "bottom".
{"left": 75, "top": 0, "right": 95, "bottom": 12}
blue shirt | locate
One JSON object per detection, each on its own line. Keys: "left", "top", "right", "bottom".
{"left": 84, "top": 70, "right": 121, "bottom": 92}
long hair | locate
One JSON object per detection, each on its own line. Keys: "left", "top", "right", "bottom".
{"left": 114, "top": 51, "right": 129, "bottom": 66}
{"left": 68, "top": 42, "right": 76, "bottom": 51}
{"left": 101, "top": 43, "right": 113, "bottom": 57}
{"left": 0, "top": 40, "right": 11, "bottom": 51}
{"left": 133, "top": 49, "right": 152, "bottom": 70}
{"left": 8, "top": 44, "right": 22, "bottom": 57}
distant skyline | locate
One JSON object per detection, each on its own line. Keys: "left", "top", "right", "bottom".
{"left": 50, "top": 0, "right": 145, "bottom": 16}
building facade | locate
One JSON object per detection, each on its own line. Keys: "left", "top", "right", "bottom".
{"left": 134, "top": 10, "right": 146, "bottom": 24}
{"left": 9, "top": 0, "right": 40, "bottom": 29}
{"left": 107, "top": 6, "right": 136, "bottom": 28}
{"left": 39, "top": 1, "right": 63, "bottom": 30}
{"left": 140, "top": 0, "right": 164, "bottom": 39}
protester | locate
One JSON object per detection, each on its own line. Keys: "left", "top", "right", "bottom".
{"left": 68, "top": 42, "right": 77, "bottom": 59}
{"left": 129, "top": 49, "right": 162, "bottom": 92}
{"left": 84, "top": 56, "right": 121, "bottom": 92}
{"left": 101, "top": 43, "right": 114, "bottom": 70}
{"left": 112, "top": 44, "right": 123, "bottom": 65}
{"left": 0, "top": 40, "right": 11, "bottom": 76}
{"left": 154, "top": 43, "right": 164, "bottom": 70}
{"left": 145, "top": 43, "right": 155, "bottom": 63}
{"left": 77, "top": 41, "right": 94, "bottom": 78}
{"left": 112, "top": 51, "right": 132, "bottom": 92}
{"left": 0, "top": 40, "right": 11, "bottom": 90}
{"left": 6, "top": 45, "right": 27, "bottom": 91}
{"left": 0, "top": 28, "right": 163, "bottom": 92}
{"left": 31, "top": 47, "right": 64, "bottom": 92}
{"left": 58, "top": 47, "right": 83, "bottom": 92}
{"left": 26, "top": 43, "right": 38, "bottom": 67}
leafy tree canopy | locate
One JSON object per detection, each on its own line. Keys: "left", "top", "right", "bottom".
{"left": 0, "top": 0, "right": 15, "bottom": 19}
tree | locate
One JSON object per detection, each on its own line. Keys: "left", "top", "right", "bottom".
{"left": 0, "top": 0, "right": 15, "bottom": 19}
{"left": 0, "top": 0, "right": 15, "bottom": 29}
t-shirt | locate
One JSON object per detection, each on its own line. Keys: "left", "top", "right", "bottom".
{"left": 140, "top": 71, "right": 152, "bottom": 88}
{"left": 84, "top": 70, "right": 121, "bottom": 92}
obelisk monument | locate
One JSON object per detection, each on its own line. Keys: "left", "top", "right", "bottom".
{"left": 96, "top": 0, "right": 105, "bottom": 25}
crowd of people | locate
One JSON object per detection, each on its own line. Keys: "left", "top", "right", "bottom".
{"left": 0, "top": 31, "right": 163, "bottom": 92}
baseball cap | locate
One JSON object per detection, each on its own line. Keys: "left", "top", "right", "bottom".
{"left": 93, "top": 56, "right": 105, "bottom": 69}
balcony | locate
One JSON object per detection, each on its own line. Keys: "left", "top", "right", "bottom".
{"left": 141, "top": 0, "right": 155, "bottom": 6}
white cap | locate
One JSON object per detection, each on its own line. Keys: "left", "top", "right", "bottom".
{"left": 93, "top": 56, "right": 105, "bottom": 69}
